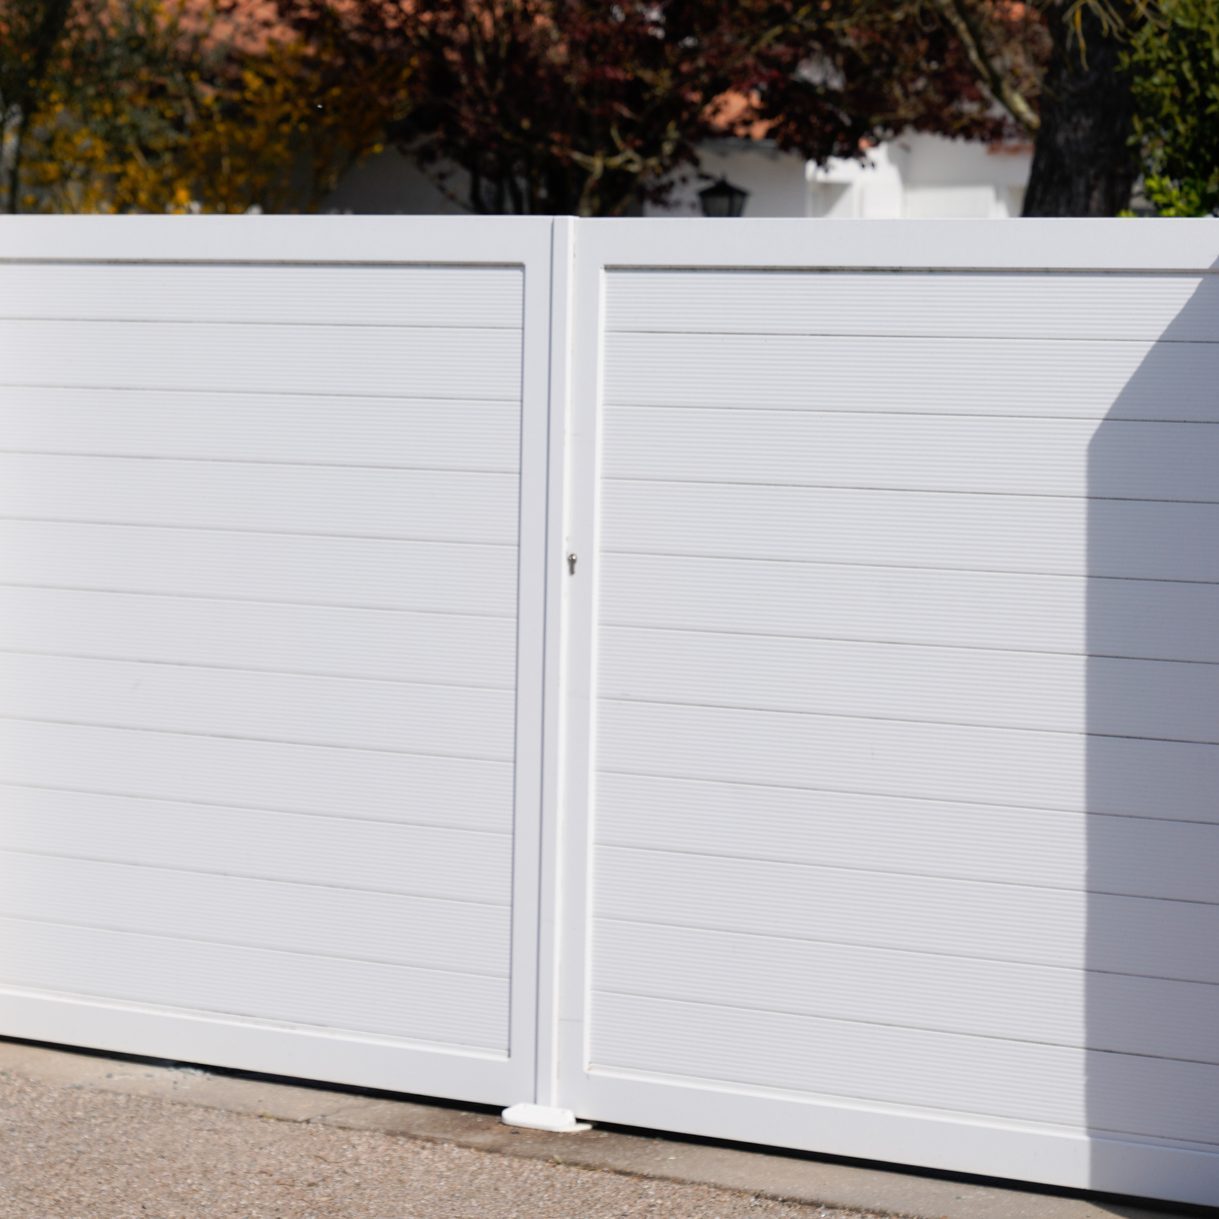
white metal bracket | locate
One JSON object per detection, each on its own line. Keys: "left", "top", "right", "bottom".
{"left": 501, "top": 1103, "right": 591, "bottom": 1133}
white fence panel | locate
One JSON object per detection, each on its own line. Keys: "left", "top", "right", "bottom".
{"left": 557, "top": 219, "right": 1219, "bottom": 1208}
{"left": 0, "top": 217, "right": 555, "bottom": 1106}
{"left": 3, "top": 217, "right": 1219, "bottom": 1209}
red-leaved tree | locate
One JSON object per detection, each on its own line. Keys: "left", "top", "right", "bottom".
{"left": 269, "top": 0, "right": 1018, "bottom": 215}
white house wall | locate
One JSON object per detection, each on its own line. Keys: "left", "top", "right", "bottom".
{"left": 324, "top": 133, "right": 1030, "bottom": 219}
{"left": 326, "top": 148, "right": 468, "bottom": 215}
{"left": 653, "top": 135, "right": 1032, "bottom": 218}
{"left": 891, "top": 131, "right": 1031, "bottom": 217}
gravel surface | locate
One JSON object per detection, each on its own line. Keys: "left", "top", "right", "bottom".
{"left": 0, "top": 1071, "right": 889, "bottom": 1219}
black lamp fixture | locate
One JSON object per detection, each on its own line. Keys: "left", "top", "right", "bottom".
{"left": 698, "top": 176, "right": 749, "bottom": 218}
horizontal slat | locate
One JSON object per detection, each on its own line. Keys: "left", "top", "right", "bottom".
{"left": 594, "top": 922, "right": 1219, "bottom": 1063}
{"left": 589, "top": 992, "right": 1219, "bottom": 1145}
{"left": 595, "top": 773, "right": 1219, "bottom": 904}
{"left": 602, "top": 482, "right": 1219, "bottom": 582}
{"left": 0, "top": 851, "right": 509, "bottom": 967}
{"left": 599, "top": 555, "right": 1219, "bottom": 664}
{"left": 604, "top": 332, "right": 1219, "bottom": 422}
{"left": 0, "top": 320, "right": 521, "bottom": 399}
{"left": 2, "top": 786, "right": 512, "bottom": 913}
{"left": 0, "top": 454, "right": 518, "bottom": 544}
{"left": 0, "top": 521, "right": 518, "bottom": 616}
{"left": 0, "top": 720, "right": 513, "bottom": 833}
{"left": 596, "top": 847, "right": 1219, "bottom": 983}
{"left": 0, "top": 654, "right": 515, "bottom": 759}
{"left": 599, "top": 629, "right": 1219, "bottom": 744}
{"left": 605, "top": 272, "right": 1219, "bottom": 341}
{"left": 603, "top": 410, "right": 1219, "bottom": 502}
{"left": 0, "top": 264, "right": 522, "bottom": 328}
{"left": 0, "top": 388, "right": 519, "bottom": 469}
{"left": 0, "top": 918, "right": 507, "bottom": 1050}
{"left": 0, "top": 587, "right": 516, "bottom": 687}
{"left": 599, "top": 701, "right": 1219, "bottom": 823}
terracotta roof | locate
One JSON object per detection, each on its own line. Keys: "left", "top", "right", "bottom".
{"left": 703, "top": 90, "right": 777, "bottom": 141}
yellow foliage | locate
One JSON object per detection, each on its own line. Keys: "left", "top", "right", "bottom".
{"left": 13, "top": 0, "right": 410, "bottom": 213}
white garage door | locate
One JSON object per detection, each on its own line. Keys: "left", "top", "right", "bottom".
{"left": 558, "top": 222, "right": 1219, "bottom": 1205}
{"left": 0, "top": 219, "right": 554, "bottom": 1105}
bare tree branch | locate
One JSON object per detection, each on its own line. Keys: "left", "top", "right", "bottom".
{"left": 929, "top": 0, "right": 1040, "bottom": 132}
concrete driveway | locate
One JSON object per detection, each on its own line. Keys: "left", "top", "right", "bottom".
{"left": 0, "top": 1042, "right": 1174, "bottom": 1219}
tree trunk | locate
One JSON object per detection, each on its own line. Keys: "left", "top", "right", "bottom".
{"left": 1022, "top": 2, "right": 1140, "bottom": 216}
{"left": 5, "top": 112, "right": 29, "bottom": 214}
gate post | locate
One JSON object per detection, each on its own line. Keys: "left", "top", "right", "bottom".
{"left": 501, "top": 216, "right": 588, "bottom": 1133}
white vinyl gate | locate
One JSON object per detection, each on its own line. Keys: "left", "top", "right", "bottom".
{"left": 1, "top": 217, "right": 1217, "bottom": 1206}
{"left": 0, "top": 219, "right": 557, "bottom": 1105}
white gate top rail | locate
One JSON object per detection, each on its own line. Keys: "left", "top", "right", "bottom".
{"left": 2, "top": 216, "right": 1217, "bottom": 272}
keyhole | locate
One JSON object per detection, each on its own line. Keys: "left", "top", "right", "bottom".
{"left": 567, "top": 553, "right": 578, "bottom": 576}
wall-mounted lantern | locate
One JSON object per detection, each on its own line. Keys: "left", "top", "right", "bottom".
{"left": 698, "top": 176, "right": 749, "bottom": 218}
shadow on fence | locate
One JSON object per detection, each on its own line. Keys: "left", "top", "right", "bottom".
{"left": 1087, "top": 260, "right": 1219, "bottom": 1204}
